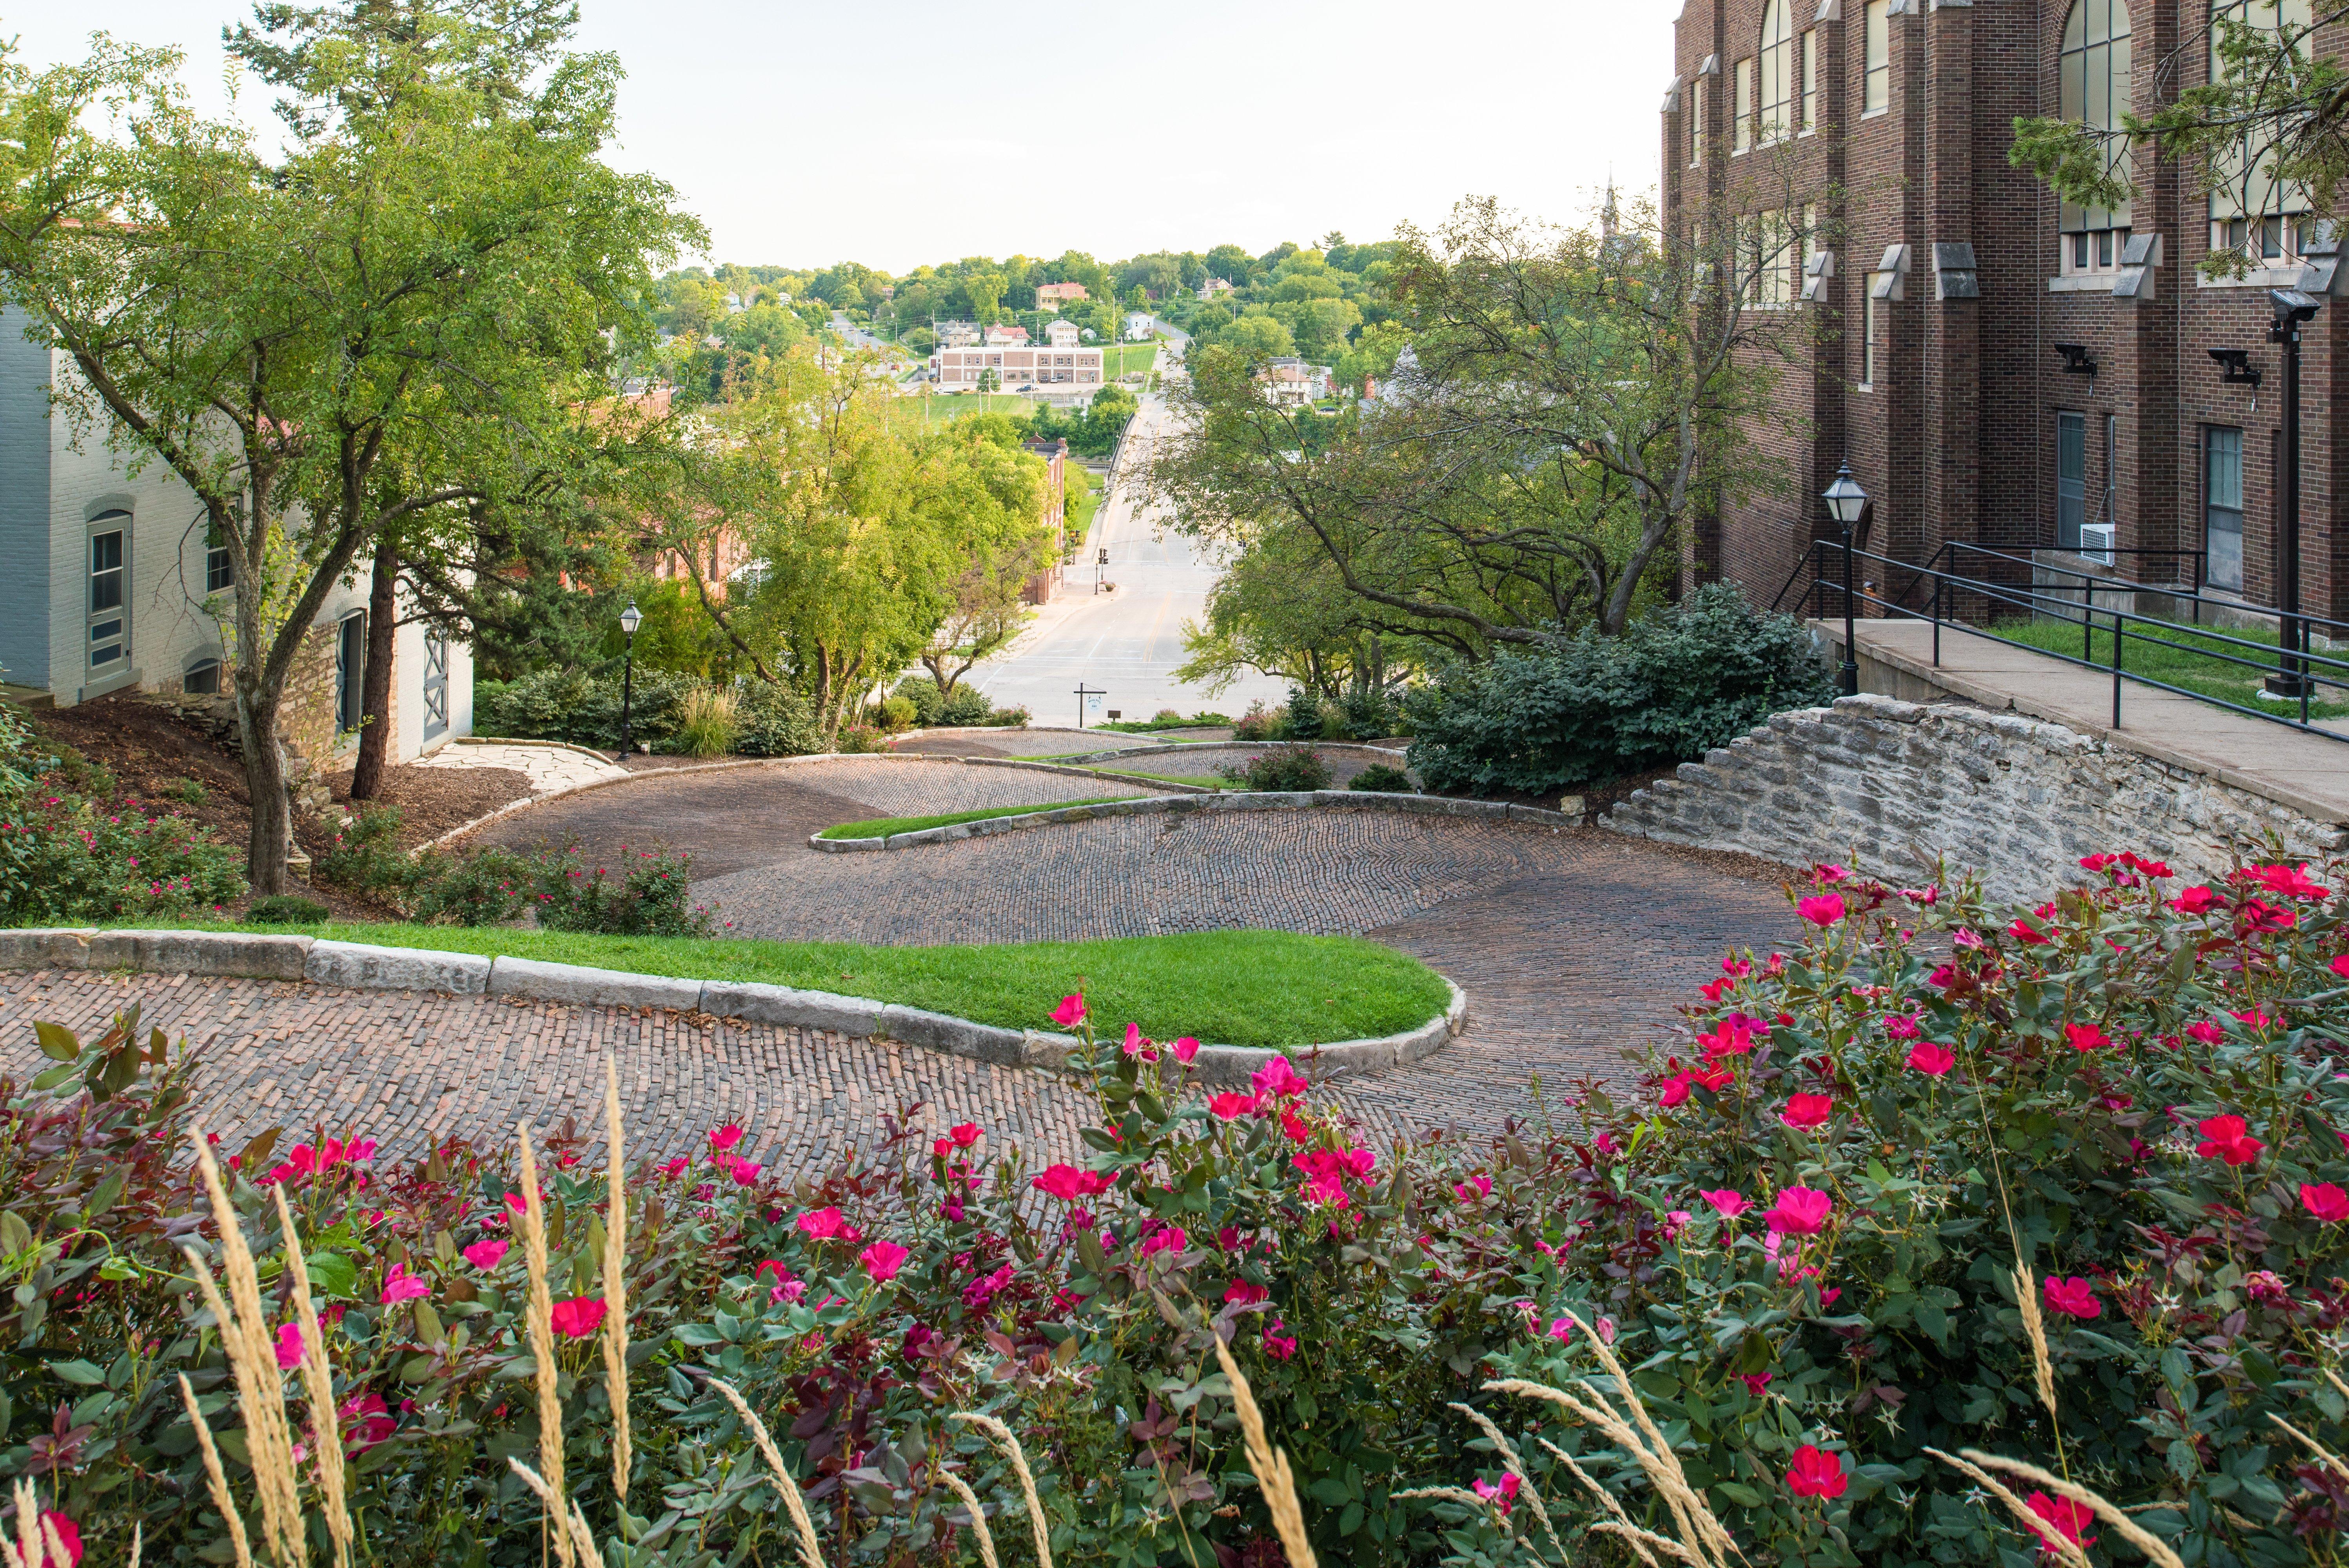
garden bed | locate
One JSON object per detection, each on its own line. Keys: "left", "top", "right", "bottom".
{"left": 815, "top": 797, "right": 1132, "bottom": 840}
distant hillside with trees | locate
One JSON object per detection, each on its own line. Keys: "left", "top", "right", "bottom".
{"left": 647, "top": 232, "right": 1403, "bottom": 390}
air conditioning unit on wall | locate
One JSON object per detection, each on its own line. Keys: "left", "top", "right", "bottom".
{"left": 2079, "top": 523, "right": 2115, "bottom": 565}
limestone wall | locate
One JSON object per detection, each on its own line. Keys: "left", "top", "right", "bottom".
{"left": 1603, "top": 695, "right": 2347, "bottom": 902}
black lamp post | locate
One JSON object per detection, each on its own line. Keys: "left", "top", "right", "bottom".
{"left": 617, "top": 600, "right": 643, "bottom": 756}
{"left": 2266, "top": 288, "right": 2322, "bottom": 699}
{"left": 1822, "top": 463, "right": 1868, "bottom": 696}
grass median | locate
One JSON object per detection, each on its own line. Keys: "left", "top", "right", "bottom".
{"left": 816, "top": 798, "right": 1132, "bottom": 840}
{"left": 124, "top": 921, "right": 1450, "bottom": 1048}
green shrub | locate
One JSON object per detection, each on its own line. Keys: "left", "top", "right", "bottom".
{"left": 1406, "top": 582, "right": 1832, "bottom": 796}
{"left": 835, "top": 724, "right": 889, "bottom": 753}
{"left": 897, "top": 676, "right": 997, "bottom": 729}
{"left": 874, "top": 694, "right": 919, "bottom": 732}
{"left": 1282, "top": 684, "right": 1325, "bottom": 739}
{"left": 734, "top": 681, "right": 822, "bottom": 757}
{"left": 241, "top": 894, "right": 327, "bottom": 924}
{"left": 1232, "top": 699, "right": 1282, "bottom": 741}
{"left": 405, "top": 844, "right": 535, "bottom": 926}
{"left": 982, "top": 704, "right": 1029, "bottom": 727}
{"left": 1340, "top": 686, "right": 1402, "bottom": 740}
{"left": 1347, "top": 762, "right": 1414, "bottom": 793}
{"left": 316, "top": 804, "right": 418, "bottom": 897}
{"left": 473, "top": 665, "right": 694, "bottom": 751}
{"left": 674, "top": 685, "right": 739, "bottom": 757}
{"left": 526, "top": 840, "right": 719, "bottom": 937}
{"left": 0, "top": 703, "right": 245, "bottom": 921}
{"left": 1219, "top": 748, "right": 1332, "bottom": 791}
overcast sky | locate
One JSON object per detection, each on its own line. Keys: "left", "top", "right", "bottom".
{"left": 18, "top": 1, "right": 1675, "bottom": 274}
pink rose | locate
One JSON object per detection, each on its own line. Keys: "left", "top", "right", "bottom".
{"left": 378, "top": 1264, "right": 430, "bottom": 1306}
{"left": 1762, "top": 1186, "right": 1833, "bottom": 1236}
{"left": 1797, "top": 894, "right": 1846, "bottom": 927}
{"left": 549, "top": 1296, "right": 607, "bottom": 1338}
{"left": 1051, "top": 993, "right": 1086, "bottom": 1027}
{"left": 1779, "top": 1094, "right": 1833, "bottom": 1131}
{"left": 275, "top": 1322, "right": 307, "bottom": 1370}
{"left": 1700, "top": 1189, "right": 1748, "bottom": 1218}
{"left": 860, "top": 1241, "right": 910, "bottom": 1281}
{"left": 1905, "top": 1042, "right": 1956, "bottom": 1076}
{"left": 2042, "top": 1275, "right": 2100, "bottom": 1319}
{"left": 462, "top": 1239, "right": 509, "bottom": 1271}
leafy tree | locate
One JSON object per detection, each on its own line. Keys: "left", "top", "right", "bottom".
{"left": 1205, "top": 243, "right": 1254, "bottom": 286}
{"left": 725, "top": 301, "right": 806, "bottom": 358}
{"left": 1176, "top": 522, "right": 1417, "bottom": 701}
{"left": 1218, "top": 313, "right": 1296, "bottom": 358}
{"left": 1152, "top": 196, "right": 1805, "bottom": 654}
{"left": 639, "top": 346, "right": 1049, "bottom": 737}
{"left": 0, "top": 7, "right": 697, "bottom": 888}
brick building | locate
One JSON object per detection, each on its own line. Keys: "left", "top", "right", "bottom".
{"left": 1661, "top": 0, "right": 2347, "bottom": 625}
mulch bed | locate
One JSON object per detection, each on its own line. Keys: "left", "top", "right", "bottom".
{"left": 326, "top": 762, "right": 537, "bottom": 849}
{"left": 16, "top": 695, "right": 537, "bottom": 916}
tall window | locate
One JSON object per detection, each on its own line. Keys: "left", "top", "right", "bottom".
{"left": 1743, "top": 213, "right": 1796, "bottom": 306}
{"left": 335, "top": 612, "right": 367, "bottom": 734}
{"left": 2204, "top": 426, "right": 2244, "bottom": 591}
{"left": 2057, "top": 412, "right": 2087, "bottom": 549}
{"left": 1690, "top": 78, "right": 1706, "bottom": 166}
{"left": 89, "top": 513, "right": 128, "bottom": 673}
{"left": 2059, "top": 0, "right": 2133, "bottom": 270}
{"left": 1863, "top": 0, "right": 1890, "bottom": 113}
{"left": 2208, "top": 0, "right": 2314, "bottom": 262}
{"left": 1734, "top": 58, "right": 1754, "bottom": 152}
{"left": 1861, "top": 285, "right": 1879, "bottom": 387}
{"left": 1803, "top": 29, "right": 1821, "bottom": 129}
{"left": 1759, "top": 0, "right": 1794, "bottom": 142}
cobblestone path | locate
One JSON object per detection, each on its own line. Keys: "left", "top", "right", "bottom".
{"left": 0, "top": 759, "right": 1799, "bottom": 1165}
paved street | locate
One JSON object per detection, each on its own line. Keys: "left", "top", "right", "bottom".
{"left": 0, "top": 759, "right": 1798, "bottom": 1166}
{"left": 967, "top": 394, "right": 1292, "bottom": 725}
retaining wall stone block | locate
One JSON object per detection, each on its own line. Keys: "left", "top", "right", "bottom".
{"left": 0, "top": 928, "right": 97, "bottom": 970}
{"left": 89, "top": 929, "right": 313, "bottom": 980}
{"left": 307, "top": 941, "right": 490, "bottom": 995}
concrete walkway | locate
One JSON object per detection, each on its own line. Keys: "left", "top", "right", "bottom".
{"left": 1830, "top": 619, "right": 2349, "bottom": 824}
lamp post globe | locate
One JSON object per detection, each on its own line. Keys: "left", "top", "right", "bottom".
{"left": 1822, "top": 464, "right": 1867, "bottom": 697}
{"left": 618, "top": 600, "right": 643, "bottom": 757}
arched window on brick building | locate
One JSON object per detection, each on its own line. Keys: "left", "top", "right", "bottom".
{"left": 2059, "top": 0, "right": 2133, "bottom": 273}
{"left": 2208, "top": 0, "right": 2315, "bottom": 265}
{"left": 1759, "top": 0, "right": 1795, "bottom": 144}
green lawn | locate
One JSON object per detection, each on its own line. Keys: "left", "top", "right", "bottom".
{"left": 190, "top": 922, "right": 1448, "bottom": 1048}
{"left": 817, "top": 798, "right": 1130, "bottom": 840}
{"left": 1101, "top": 343, "right": 1158, "bottom": 380}
{"left": 1988, "top": 616, "right": 2349, "bottom": 719}
{"left": 1067, "top": 465, "right": 1103, "bottom": 554}
{"left": 1079, "top": 767, "right": 1234, "bottom": 788}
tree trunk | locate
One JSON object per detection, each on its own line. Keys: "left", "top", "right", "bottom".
{"left": 349, "top": 535, "right": 399, "bottom": 800}
{"left": 236, "top": 679, "right": 293, "bottom": 896}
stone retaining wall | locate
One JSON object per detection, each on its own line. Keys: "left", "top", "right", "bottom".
{"left": 1603, "top": 694, "right": 2348, "bottom": 902}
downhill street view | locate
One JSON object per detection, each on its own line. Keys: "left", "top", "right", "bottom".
{"left": 5, "top": 1, "right": 2349, "bottom": 1563}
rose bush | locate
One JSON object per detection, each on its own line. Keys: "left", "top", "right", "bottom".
{"left": 7, "top": 848, "right": 2349, "bottom": 1568}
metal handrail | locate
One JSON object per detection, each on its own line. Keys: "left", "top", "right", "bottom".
{"left": 1797, "top": 538, "right": 2349, "bottom": 742}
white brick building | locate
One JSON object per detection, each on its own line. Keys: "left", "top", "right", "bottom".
{"left": 0, "top": 310, "right": 471, "bottom": 773}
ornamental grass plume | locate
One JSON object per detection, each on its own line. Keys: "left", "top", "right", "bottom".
{"left": 1923, "top": 1449, "right": 2095, "bottom": 1568}
{"left": 600, "top": 1057, "right": 633, "bottom": 1504}
{"left": 2012, "top": 1262, "right": 2060, "bottom": 1421}
{"left": 269, "top": 1184, "right": 352, "bottom": 1568}
{"left": 177, "top": 1374, "right": 254, "bottom": 1568}
{"left": 180, "top": 1123, "right": 309, "bottom": 1568}
{"left": 935, "top": 1468, "right": 1002, "bottom": 1568}
{"left": 1208, "top": 1334, "right": 1317, "bottom": 1568}
{"left": 949, "top": 1411, "right": 1055, "bottom": 1568}
{"left": 707, "top": 1378, "right": 827, "bottom": 1568}
{"left": 1484, "top": 1306, "right": 1739, "bottom": 1568}
{"left": 502, "top": 1459, "right": 601, "bottom": 1567}
{"left": 1943, "top": 1449, "right": 2183, "bottom": 1568}
{"left": 514, "top": 1125, "right": 574, "bottom": 1568}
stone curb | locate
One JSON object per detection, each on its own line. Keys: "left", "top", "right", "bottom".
{"left": 1039, "top": 740, "right": 1409, "bottom": 768}
{"left": 424, "top": 750, "right": 1202, "bottom": 854}
{"left": 811, "top": 790, "right": 1573, "bottom": 852}
{"left": 452, "top": 735, "right": 623, "bottom": 768}
{"left": 0, "top": 929, "right": 1470, "bottom": 1084}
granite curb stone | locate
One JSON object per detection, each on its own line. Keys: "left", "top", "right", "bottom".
{"left": 89, "top": 929, "right": 314, "bottom": 980}
{"left": 306, "top": 940, "right": 491, "bottom": 995}
{"left": 485, "top": 956, "right": 703, "bottom": 1012}
{"left": 810, "top": 791, "right": 1571, "bottom": 852}
{"left": 0, "top": 927, "right": 97, "bottom": 969}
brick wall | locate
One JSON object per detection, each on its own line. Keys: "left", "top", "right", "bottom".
{"left": 1664, "top": 0, "right": 2349, "bottom": 624}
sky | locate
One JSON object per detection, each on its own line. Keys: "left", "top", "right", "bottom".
{"left": 16, "top": 1, "right": 1677, "bottom": 275}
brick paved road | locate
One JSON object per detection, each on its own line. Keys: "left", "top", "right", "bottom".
{"left": 0, "top": 760, "right": 1799, "bottom": 1166}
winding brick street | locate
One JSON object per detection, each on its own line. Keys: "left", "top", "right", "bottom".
{"left": 0, "top": 758, "right": 1799, "bottom": 1171}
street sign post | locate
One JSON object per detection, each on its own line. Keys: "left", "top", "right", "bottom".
{"left": 1074, "top": 683, "right": 1104, "bottom": 730}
